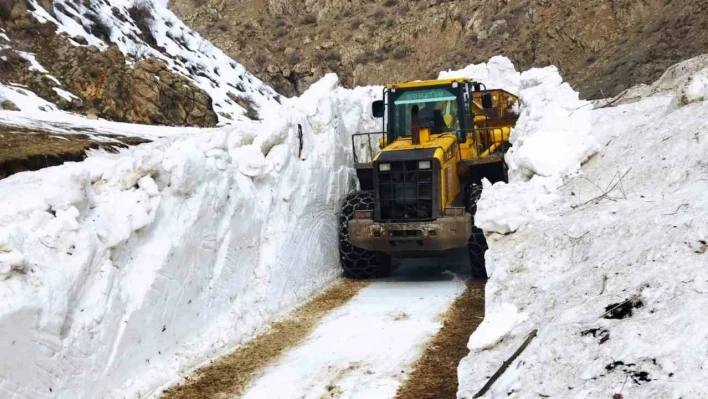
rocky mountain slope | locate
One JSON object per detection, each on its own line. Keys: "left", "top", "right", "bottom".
{"left": 0, "top": 0, "right": 281, "bottom": 126}
{"left": 169, "top": 0, "right": 708, "bottom": 99}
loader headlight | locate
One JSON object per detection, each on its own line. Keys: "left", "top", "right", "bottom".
{"left": 444, "top": 207, "right": 465, "bottom": 217}
{"left": 379, "top": 163, "right": 391, "bottom": 172}
{"left": 354, "top": 210, "right": 373, "bottom": 220}
{"left": 418, "top": 160, "right": 431, "bottom": 170}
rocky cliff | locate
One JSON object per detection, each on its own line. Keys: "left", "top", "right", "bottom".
{"left": 0, "top": 0, "right": 218, "bottom": 127}
{"left": 169, "top": 0, "right": 708, "bottom": 99}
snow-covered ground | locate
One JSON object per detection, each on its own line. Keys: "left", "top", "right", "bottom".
{"left": 0, "top": 75, "right": 382, "bottom": 398}
{"left": 457, "top": 59, "right": 708, "bottom": 398}
{"left": 240, "top": 268, "right": 465, "bottom": 399}
{"left": 0, "top": 106, "right": 220, "bottom": 140}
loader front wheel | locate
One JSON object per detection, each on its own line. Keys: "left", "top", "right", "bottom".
{"left": 338, "top": 191, "right": 392, "bottom": 279}
{"left": 466, "top": 184, "right": 489, "bottom": 280}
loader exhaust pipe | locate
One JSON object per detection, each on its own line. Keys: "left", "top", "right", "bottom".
{"left": 411, "top": 105, "right": 420, "bottom": 145}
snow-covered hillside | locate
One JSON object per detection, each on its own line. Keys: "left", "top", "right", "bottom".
{"left": 0, "top": 74, "right": 382, "bottom": 398}
{"left": 2, "top": 0, "right": 280, "bottom": 124}
{"left": 457, "top": 59, "right": 708, "bottom": 398}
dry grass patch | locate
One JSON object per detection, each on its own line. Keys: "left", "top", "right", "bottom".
{"left": 395, "top": 281, "right": 486, "bottom": 399}
{"left": 0, "top": 127, "right": 148, "bottom": 179}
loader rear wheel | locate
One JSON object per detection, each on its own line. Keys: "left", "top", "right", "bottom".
{"left": 466, "top": 184, "right": 488, "bottom": 280}
{"left": 338, "top": 191, "right": 392, "bottom": 279}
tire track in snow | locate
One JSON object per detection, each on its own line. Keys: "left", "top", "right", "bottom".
{"left": 238, "top": 264, "right": 467, "bottom": 399}
{"left": 159, "top": 280, "right": 370, "bottom": 399}
{"left": 395, "top": 281, "right": 485, "bottom": 399}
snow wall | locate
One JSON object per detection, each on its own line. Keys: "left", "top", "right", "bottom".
{"left": 453, "top": 57, "right": 708, "bottom": 398}
{"left": 0, "top": 75, "right": 381, "bottom": 398}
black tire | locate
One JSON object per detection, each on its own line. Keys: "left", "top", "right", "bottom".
{"left": 338, "top": 191, "right": 392, "bottom": 279}
{"left": 466, "top": 184, "right": 489, "bottom": 280}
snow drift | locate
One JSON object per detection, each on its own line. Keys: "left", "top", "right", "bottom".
{"left": 457, "top": 57, "right": 708, "bottom": 398}
{"left": 0, "top": 74, "right": 381, "bottom": 398}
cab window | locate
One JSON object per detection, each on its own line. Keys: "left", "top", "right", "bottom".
{"left": 391, "top": 88, "right": 460, "bottom": 139}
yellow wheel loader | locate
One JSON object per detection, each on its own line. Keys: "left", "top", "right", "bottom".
{"left": 339, "top": 78, "right": 519, "bottom": 279}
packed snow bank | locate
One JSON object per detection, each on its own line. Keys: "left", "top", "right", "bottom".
{"left": 439, "top": 55, "right": 521, "bottom": 94}
{"left": 474, "top": 175, "right": 561, "bottom": 235}
{"left": 458, "top": 61, "right": 708, "bottom": 398}
{"left": 441, "top": 58, "right": 598, "bottom": 183}
{"left": 448, "top": 59, "right": 600, "bottom": 234}
{"left": 674, "top": 67, "right": 708, "bottom": 106}
{"left": 505, "top": 67, "right": 599, "bottom": 180}
{"left": 596, "top": 54, "right": 708, "bottom": 108}
{"left": 0, "top": 73, "right": 380, "bottom": 398}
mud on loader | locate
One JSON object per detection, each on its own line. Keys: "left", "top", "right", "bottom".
{"left": 338, "top": 78, "right": 519, "bottom": 279}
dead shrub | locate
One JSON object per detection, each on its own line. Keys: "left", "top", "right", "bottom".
{"left": 300, "top": 12, "right": 317, "bottom": 25}
{"left": 0, "top": 49, "right": 27, "bottom": 73}
{"left": 0, "top": 0, "right": 15, "bottom": 21}
{"left": 228, "top": 93, "right": 259, "bottom": 120}
{"left": 128, "top": 0, "right": 157, "bottom": 47}
{"left": 289, "top": 51, "right": 303, "bottom": 64}
{"left": 382, "top": 0, "right": 397, "bottom": 6}
{"left": 354, "top": 49, "right": 384, "bottom": 64}
{"left": 275, "top": 25, "right": 287, "bottom": 37}
{"left": 254, "top": 54, "right": 267, "bottom": 67}
{"left": 85, "top": 12, "right": 113, "bottom": 43}
{"left": 392, "top": 45, "right": 409, "bottom": 59}
{"left": 324, "top": 50, "right": 341, "bottom": 62}
{"left": 111, "top": 6, "right": 127, "bottom": 22}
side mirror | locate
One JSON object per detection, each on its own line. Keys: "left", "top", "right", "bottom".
{"left": 372, "top": 100, "right": 384, "bottom": 118}
{"left": 456, "top": 130, "right": 466, "bottom": 143}
{"left": 482, "top": 93, "right": 493, "bottom": 109}
{"left": 378, "top": 136, "right": 388, "bottom": 149}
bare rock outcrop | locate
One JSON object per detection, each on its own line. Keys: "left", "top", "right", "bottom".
{"left": 0, "top": 1, "right": 217, "bottom": 127}
{"left": 169, "top": 0, "right": 708, "bottom": 99}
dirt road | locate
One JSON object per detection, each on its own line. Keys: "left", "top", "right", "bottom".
{"left": 0, "top": 126, "right": 149, "bottom": 179}
{"left": 162, "top": 252, "right": 485, "bottom": 399}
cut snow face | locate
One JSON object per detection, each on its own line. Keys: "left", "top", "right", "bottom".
{"left": 0, "top": 73, "right": 381, "bottom": 398}
{"left": 444, "top": 59, "right": 600, "bottom": 235}
{"left": 438, "top": 55, "right": 521, "bottom": 94}
{"left": 457, "top": 56, "right": 708, "bottom": 398}
{"left": 505, "top": 66, "right": 599, "bottom": 180}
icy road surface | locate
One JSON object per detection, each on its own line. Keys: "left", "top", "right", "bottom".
{"left": 240, "top": 261, "right": 467, "bottom": 399}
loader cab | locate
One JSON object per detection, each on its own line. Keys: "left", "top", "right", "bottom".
{"left": 372, "top": 80, "right": 519, "bottom": 147}
{"left": 374, "top": 80, "right": 473, "bottom": 145}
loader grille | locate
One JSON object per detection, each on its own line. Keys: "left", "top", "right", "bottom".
{"left": 376, "top": 160, "right": 436, "bottom": 222}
